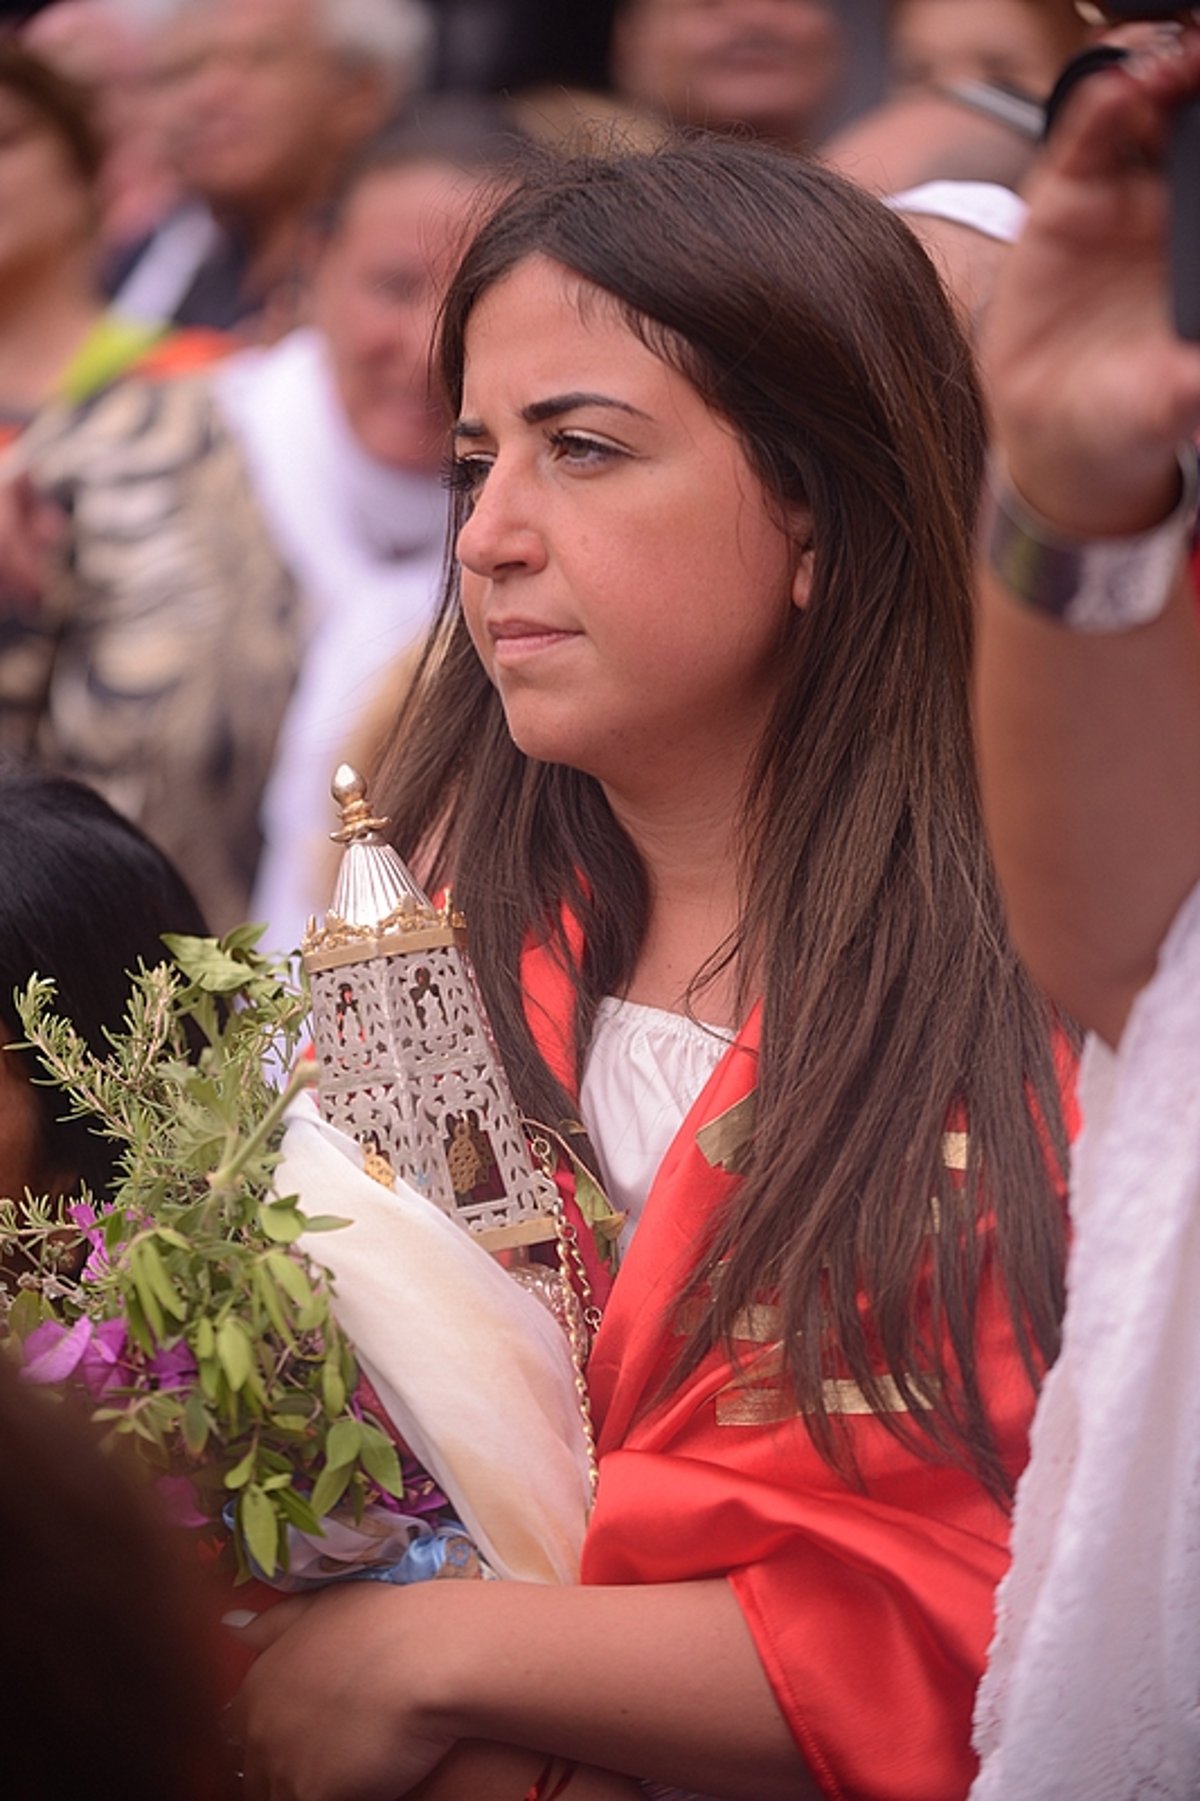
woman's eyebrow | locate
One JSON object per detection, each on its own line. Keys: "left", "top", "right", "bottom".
{"left": 521, "top": 392, "right": 652, "bottom": 425}
{"left": 453, "top": 392, "right": 653, "bottom": 437}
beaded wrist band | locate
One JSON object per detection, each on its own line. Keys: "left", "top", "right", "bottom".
{"left": 524, "top": 1756, "right": 578, "bottom": 1801}
{"left": 982, "top": 445, "right": 1199, "bottom": 633}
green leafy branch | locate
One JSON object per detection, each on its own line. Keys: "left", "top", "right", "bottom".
{"left": 0, "top": 928, "right": 404, "bottom": 1581}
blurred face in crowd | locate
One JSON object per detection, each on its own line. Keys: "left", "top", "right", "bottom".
{"left": 890, "top": 0, "right": 1086, "bottom": 98}
{"left": 312, "top": 161, "right": 484, "bottom": 471}
{"left": 151, "top": 0, "right": 389, "bottom": 214}
{"left": 24, "top": 2, "right": 137, "bottom": 103}
{"left": 0, "top": 83, "right": 94, "bottom": 289}
{"left": 612, "top": 0, "right": 843, "bottom": 143}
{"left": 25, "top": 4, "right": 182, "bottom": 245}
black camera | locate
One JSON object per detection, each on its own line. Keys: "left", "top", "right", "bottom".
{"left": 1088, "top": 5, "right": 1200, "bottom": 337}
{"left": 1094, "top": 3, "right": 1194, "bottom": 15}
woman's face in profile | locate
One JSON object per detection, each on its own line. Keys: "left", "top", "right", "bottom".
{"left": 450, "top": 253, "right": 812, "bottom": 796}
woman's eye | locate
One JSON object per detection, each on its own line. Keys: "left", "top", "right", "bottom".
{"left": 548, "top": 431, "right": 623, "bottom": 469}
{"left": 443, "top": 455, "right": 493, "bottom": 497}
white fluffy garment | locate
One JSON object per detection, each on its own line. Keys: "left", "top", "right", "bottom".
{"left": 972, "top": 882, "right": 1200, "bottom": 1798}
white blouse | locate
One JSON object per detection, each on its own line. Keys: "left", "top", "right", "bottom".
{"left": 578, "top": 996, "right": 732, "bottom": 1254}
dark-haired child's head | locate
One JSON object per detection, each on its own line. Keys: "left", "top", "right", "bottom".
{"left": 0, "top": 761, "right": 206, "bottom": 1203}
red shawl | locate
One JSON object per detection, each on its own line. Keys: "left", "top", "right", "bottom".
{"left": 522, "top": 929, "right": 1073, "bottom": 1801}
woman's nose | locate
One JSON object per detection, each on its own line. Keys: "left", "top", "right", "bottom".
{"left": 455, "top": 464, "right": 548, "bottom": 581}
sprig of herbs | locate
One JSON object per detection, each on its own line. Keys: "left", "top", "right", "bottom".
{"left": 0, "top": 928, "right": 404, "bottom": 1581}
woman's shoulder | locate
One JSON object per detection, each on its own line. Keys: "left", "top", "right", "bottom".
{"left": 25, "top": 357, "right": 234, "bottom": 489}
{"left": 56, "top": 313, "right": 230, "bottom": 407}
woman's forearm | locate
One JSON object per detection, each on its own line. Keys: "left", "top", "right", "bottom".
{"left": 975, "top": 555, "right": 1200, "bottom": 1044}
{"left": 421, "top": 1578, "right": 815, "bottom": 1801}
{"left": 236, "top": 1576, "right": 815, "bottom": 1801}
{"left": 971, "top": 42, "right": 1200, "bottom": 1043}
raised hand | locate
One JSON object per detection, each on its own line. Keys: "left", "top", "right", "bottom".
{"left": 983, "top": 30, "right": 1200, "bottom": 536}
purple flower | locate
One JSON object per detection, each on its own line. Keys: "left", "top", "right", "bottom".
{"left": 394, "top": 1459, "right": 449, "bottom": 1519}
{"left": 21, "top": 1317, "right": 93, "bottom": 1383}
{"left": 156, "top": 1475, "right": 209, "bottom": 1530}
{"left": 350, "top": 1372, "right": 447, "bottom": 1516}
{"left": 147, "top": 1341, "right": 197, "bottom": 1391}
{"left": 21, "top": 1315, "right": 132, "bottom": 1397}
{"left": 68, "top": 1202, "right": 110, "bottom": 1281}
{"left": 79, "top": 1317, "right": 130, "bottom": 1398}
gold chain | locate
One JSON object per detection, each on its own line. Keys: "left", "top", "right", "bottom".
{"left": 527, "top": 1126, "right": 601, "bottom": 1504}
{"left": 552, "top": 1201, "right": 600, "bottom": 1504}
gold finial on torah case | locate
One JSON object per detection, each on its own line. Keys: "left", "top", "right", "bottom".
{"left": 301, "top": 765, "right": 559, "bottom": 1254}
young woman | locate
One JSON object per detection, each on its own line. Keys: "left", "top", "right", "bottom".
{"left": 234, "top": 139, "right": 1073, "bottom": 1801}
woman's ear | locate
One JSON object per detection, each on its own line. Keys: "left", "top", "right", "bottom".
{"left": 791, "top": 534, "right": 815, "bottom": 612}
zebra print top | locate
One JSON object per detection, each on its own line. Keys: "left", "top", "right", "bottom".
{"left": 0, "top": 371, "right": 303, "bottom": 932}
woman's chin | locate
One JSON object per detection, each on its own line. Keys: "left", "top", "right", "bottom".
{"left": 501, "top": 710, "right": 605, "bottom": 781}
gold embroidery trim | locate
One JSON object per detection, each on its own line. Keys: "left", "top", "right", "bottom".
{"left": 942, "top": 1131, "right": 968, "bottom": 1171}
{"left": 732, "top": 1302, "right": 782, "bottom": 1342}
{"left": 681, "top": 1119, "right": 961, "bottom": 1423}
{"left": 695, "top": 1109, "right": 962, "bottom": 1177}
{"left": 695, "top": 1092, "right": 756, "bottom": 1174}
{"left": 715, "top": 1372, "right": 937, "bottom": 1426}
{"left": 716, "top": 1387, "right": 796, "bottom": 1427}
{"left": 674, "top": 1302, "right": 782, "bottom": 1342}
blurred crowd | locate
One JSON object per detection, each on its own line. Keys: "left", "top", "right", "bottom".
{"left": 0, "top": 0, "right": 1101, "bottom": 949}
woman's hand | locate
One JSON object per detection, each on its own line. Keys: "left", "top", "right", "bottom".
{"left": 973, "top": 27, "right": 1200, "bottom": 1041}
{"left": 407, "top": 1747, "right": 644, "bottom": 1801}
{"left": 228, "top": 1584, "right": 647, "bottom": 1801}
{"left": 982, "top": 30, "right": 1200, "bottom": 535}
{"left": 230, "top": 1585, "right": 457, "bottom": 1801}
{"left": 0, "top": 473, "right": 65, "bottom": 606}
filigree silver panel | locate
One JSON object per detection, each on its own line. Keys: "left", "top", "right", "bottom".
{"left": 309, "top": 943, "right": 556, "bottom": 1234}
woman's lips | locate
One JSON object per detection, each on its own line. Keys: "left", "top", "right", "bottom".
{"left": 487, "top": 620, "right": 582, "bottom": 664}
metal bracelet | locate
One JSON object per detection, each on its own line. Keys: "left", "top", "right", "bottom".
{"left": 982, "top": 446, "right": 1199, "bottom": 633}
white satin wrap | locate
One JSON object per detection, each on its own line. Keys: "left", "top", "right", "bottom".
{"left": 276, "top": 1094, "right": 592, "bottom": 1586}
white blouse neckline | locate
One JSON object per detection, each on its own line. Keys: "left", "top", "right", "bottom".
{"left": 578, "top": 996, "right": 734, "bottom": 1256}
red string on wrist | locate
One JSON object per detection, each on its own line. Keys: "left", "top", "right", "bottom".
{"left": 524, "top": 1755, "right": 578, "bottom": 1800}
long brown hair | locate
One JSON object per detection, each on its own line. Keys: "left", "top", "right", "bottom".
{"left": 377, "top": 139, "right": 1068, "bottom": 1497}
